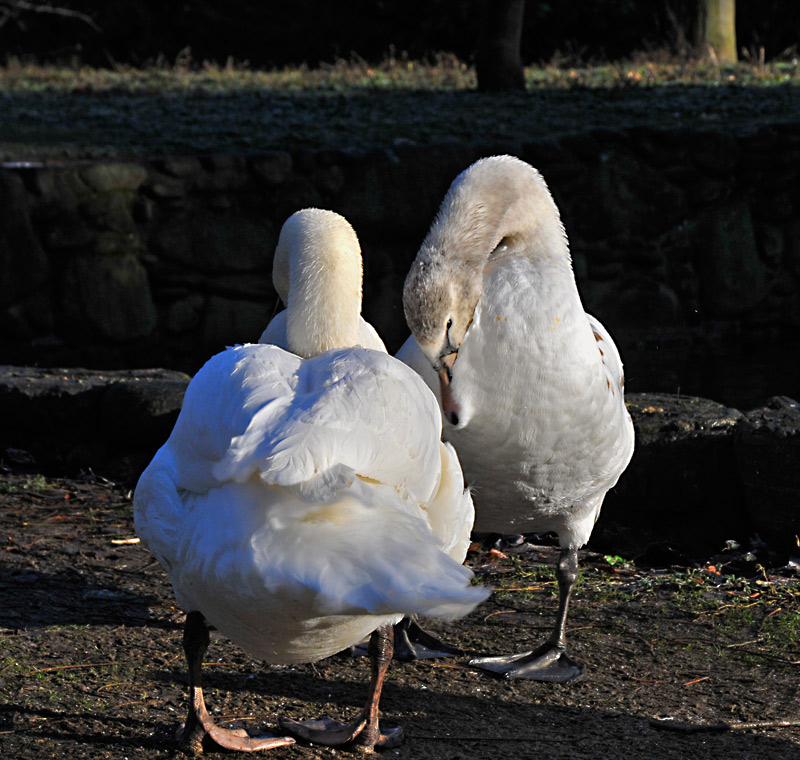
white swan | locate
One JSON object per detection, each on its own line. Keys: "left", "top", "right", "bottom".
{"left": 135, "top": 208, "right": 488, "bottom": 753}
{"left": 259, "top": 209, "right": 469, "bottom": 662}
{"left": 398, "top": 156, "right": 635, "bottom": 682}
{"left": 259, "top": 208, "right": 385, "bottom": 355}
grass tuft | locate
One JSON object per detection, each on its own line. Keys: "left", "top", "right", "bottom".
{"left": 2, "top": 51, "right": 800, "bottom": 95}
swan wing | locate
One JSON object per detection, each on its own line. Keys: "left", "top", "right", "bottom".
{"left": 586, "top": 312, "right": 625, "bottom": 394}
{"left": 258, "top": 309, "right": 288, "bottom": 349}
{"left": 395, "top": 333, "right": 441, "bottom": 405}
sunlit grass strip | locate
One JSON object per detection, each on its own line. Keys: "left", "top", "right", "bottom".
{"left": 1, "top": 52, "right": 800, "bottom": 94}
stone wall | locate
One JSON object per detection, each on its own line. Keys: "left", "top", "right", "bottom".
{"left": 3, "top": 363, "right": 798, "bottom": 557}
{"left": 2, "top": 126, "right": 799, "bottom": 379}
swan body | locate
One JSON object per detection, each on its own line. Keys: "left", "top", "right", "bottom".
{"left": 399, "top": 156, "right": 634, "bottom": 681}
{"left": 135, "top": 208, "right": 485, "bottom": 751}
{"left": 135, "top": 342, "right": 483, "bottom": 664}
{"left": 398, "top": 260, "right": 632, "bottom": 547}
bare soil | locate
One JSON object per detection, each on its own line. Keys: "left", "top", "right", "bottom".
{"left": 1, "top": 467, "right": 799, "bottom": 760}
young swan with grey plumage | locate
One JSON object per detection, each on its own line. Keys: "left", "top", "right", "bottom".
{"left": 398, "top": 155, "right": 635, "bottom": 682}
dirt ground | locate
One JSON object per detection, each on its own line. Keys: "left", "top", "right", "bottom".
{"left": 1, "top": 466, "right": 799, "bottom": 760}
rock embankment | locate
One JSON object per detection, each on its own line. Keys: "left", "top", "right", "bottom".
{"left": 2, "top": 125, "right": 800, "bottom": 377}
{"left": 1, "top": 365, "right": 797, "bottom": 559}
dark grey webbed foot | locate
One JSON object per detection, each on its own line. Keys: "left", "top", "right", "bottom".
{"left": 470, "top": 544, "right": 587, "bottom": 683}
{"left": 470, "top": 640, "right": 586, "bottom": 683}
{"left": 393, "top": 617, "right": 464, "bottom": 661}
{"left": 350, "top": 617, "right": 463, "bottom": 661}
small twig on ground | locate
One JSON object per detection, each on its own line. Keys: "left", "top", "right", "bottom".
{"left": 726, "top": 638, "right": 763, "bottom": 648}
{"left": 482, "top": 609, "right": 517, "bottom": 621}
{"left": 25, "top": 662, "right": 116, "bottom": 675}
{"left": 417, "top": 660, "right": 466, "bottom": 670}
{"left": 650, "top": 718, "right": 800, "bottom": 733}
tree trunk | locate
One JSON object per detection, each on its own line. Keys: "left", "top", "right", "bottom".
{"left": 476, "top": 0, "right": 526, "bottom": 92}
{"left": 697, "top": 0, "right": 737, "bottom": 65}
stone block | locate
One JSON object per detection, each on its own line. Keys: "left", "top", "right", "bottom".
{"left": 559, "top": 132, "right": 602, "bottom": 162}
{"left": 0, "top": 291, "right": 54, "bottom": 339}
{"left": 313, "top": 164, "right": 346, "bottom": 196}
{"left": 251, "top": 151, "right": 293, "bottom": 186}
{"left": 335, "top": 144, "right": 476, "bottom": 238}
{"left": 147, "top": 171, "right": 188, "bottom": 198}
{"left": 80, "top": 162, "right": 148, "bottom": 193}
{"left": 0, "top": 366, "right": 189, "bottom": 476}
{"left": 756, "top": 223, "right": 783, "bottom": 269}
{"left": 159, "top": 156, "right": 203, "bottom": 178}
{"left": 692, "top": 201, "right": 767, "bottom": 317}
{"left": 201, "top": 295, "right": 273, "bottom": 355}
{"left": 59, "top": 254, "right": 157, "bottom": 341}
{"left": 165, "top": 294, "right": 205, "bottom": 335}
{"left": 663, "top": 165, "right": 728, "bottom": 207}
{"left": 596, "top": 393, "right": 749, "bottom": 557}
{"left": 152, "top": 210, "right": 275, "bottom": 273}
{"left": 0, "top": 170, "right": 49, "bottom": 306}
{"left": 34, "top": 167, "right": 92, "bottom": 209}
{"left": 785, "top": 220, "right": 800, "bottom": 277}
{"left": 520, "top": 139, "right": 584, "bottom": 180}
{"left": 753, "top": 192, "right": 795, "bottom": 223}
{"left": 582, "top": 277, "right": 682, "bottom": 331}
{"left": 93, "top": 230, "right": 142, "bottom": 257}
{"left": 196, "top": 155, "right": 248, "bottom": 191}
{"left": 734, "top": 396, "right": 800, "bottom": 556}
{"left": 79, "top": 192, "right": 139, "bottom": 234}
{"left": 565, "top": 152, "right": 686, "bottom": 241}
{"left": 44, "top": 221, "right": 96, "bottom": 251}
{"left": 691, "top": 132, "right": 740, "bottom": 175}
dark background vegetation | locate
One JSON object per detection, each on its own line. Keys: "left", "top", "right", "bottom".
{"left": 1, "top": 0, "right": 799, "bottom": 68}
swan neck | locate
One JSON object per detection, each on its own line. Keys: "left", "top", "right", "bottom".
{"left": 286, "top": 223, "right": 363, "bottom": 359}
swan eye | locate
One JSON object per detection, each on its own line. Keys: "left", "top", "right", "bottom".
{"left": 446, "top": 318, "right": 453, "bottom": 330}
{"left": 491, "top": 237, "right": 511, "bottom": 257}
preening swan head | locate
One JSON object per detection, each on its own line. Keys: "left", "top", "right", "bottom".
{"left": 276, "top": 208, "right": 364, "bottom": 359}
{"left": 403, "top": 156, "right": 570, "bottom": 362}
{"left": 403, "top": 155, "right": 570, "bottom": 422}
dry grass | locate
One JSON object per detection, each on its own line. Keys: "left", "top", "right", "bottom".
{"left": 2, "top": 50, "right": 800, "bottom": 94}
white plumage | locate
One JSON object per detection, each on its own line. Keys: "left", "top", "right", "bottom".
{"left": 134, "top": 208, "right": 486, "bottom": 751}
{"left": 399, "top": 156, "right": 634, "bottom": 681}
{"left": 259, "top": 207, "right": 385, "bottom": 356}
{"left": 135, "top": 344, "right": 483, "bottom": 663}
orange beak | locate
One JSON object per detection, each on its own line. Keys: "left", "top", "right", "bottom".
{"left": 437, "top": 351, "right": 461, "bottom": 426}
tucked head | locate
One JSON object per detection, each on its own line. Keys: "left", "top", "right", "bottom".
{"left": 403, "top": 155, "right": 567, "bottom": 423}
{"left": 275, "top": 208, "right": 364, "bottom": 359}
{"left": 404, "top": 155, "right": 565, "bottom": 362}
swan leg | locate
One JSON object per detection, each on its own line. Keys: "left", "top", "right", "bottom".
{"left": 470, "top": 546, "right": 587, "bottom": 683}
{"left": 350, "top": 617, "right": 464, "bottom": 661}
{"left": 177, "top": 611, "right": 295, "bottom": 754}
{"left": 279, "top": 624, "right": 403, "bottom": 751}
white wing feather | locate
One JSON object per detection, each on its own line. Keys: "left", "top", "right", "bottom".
{"left": 134, "top": 342, "right": 486, "bottom": 661}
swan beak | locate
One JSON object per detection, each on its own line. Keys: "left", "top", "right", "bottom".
{"left": 437, "top": 352, "right": 461, "bottom": 426}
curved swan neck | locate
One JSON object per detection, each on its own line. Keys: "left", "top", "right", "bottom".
{"left": 403, "top": 156, "right": 572, "bottom": 356}
{"left": 426, "top": 155, "right": 570, "bottom": 268}
{"left": 279, "top": 209, "right": 363, "bottom": 359}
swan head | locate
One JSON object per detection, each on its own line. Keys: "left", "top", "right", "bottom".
{"left": 403, "top": 258, "right": 476, "bottom": 426}
{"left": 277, "top": 208, "right": 364, "bottom": 359}
{"left": 403, "top": 155, "right": 568, "bottom": 425}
